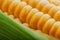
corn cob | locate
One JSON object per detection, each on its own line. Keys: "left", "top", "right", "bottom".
{"left": 24, "top": 8, "right": 60, "bottom": 39}
{"left": 21, "top": 0, "right": 60, "bottom": 21}
{"left": 0, "top": 0, "right": 60, "bottom": 21}
{"left": 0, "top": 0, "right": 60, "bottom": 39}
{"left": 48, "top": 0, "right": 60, "bottom": 6}
{"left": 21, "top": 0, "right": 48, "bottom": 8}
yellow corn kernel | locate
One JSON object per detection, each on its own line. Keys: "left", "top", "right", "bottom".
{"left": 43, "top": 19, "right": 56, "bottom": 34}
{"left": 30, "top": 12, "right": 43, "bottom": 29}
{"left": 26, "top": 9, "right": 38, "bottom": 24}
{"left": 37, "top": 14, "right": 51, "bottom": 30}
{"left": 14, "top": 2, "right": 27, "bottom": 18}
{"left": 19, "top": 5, "right": 32, "bottom": 23}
